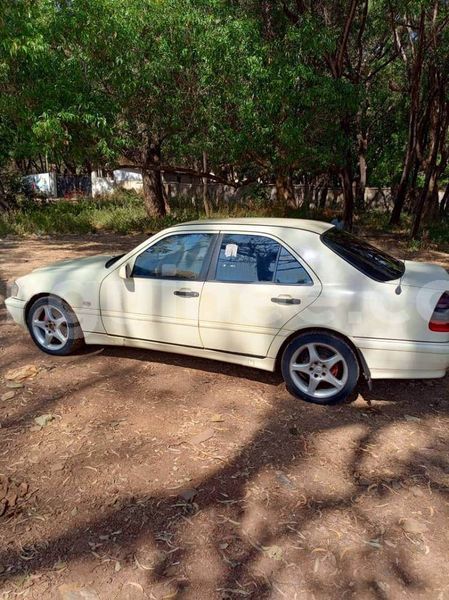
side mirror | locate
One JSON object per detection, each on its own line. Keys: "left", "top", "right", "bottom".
{"left": 119, "top": 262, "right": 133, "bottom": 279}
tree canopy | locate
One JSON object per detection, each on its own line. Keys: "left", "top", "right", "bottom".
{"left": 1, "top": 0, "right": 448, "bottom": 235}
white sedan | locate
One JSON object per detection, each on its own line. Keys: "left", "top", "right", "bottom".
{"left": 5, "top": 218, "right": 449, "bottom": 405}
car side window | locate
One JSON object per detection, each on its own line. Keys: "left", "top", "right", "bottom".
{"left": 275, "top": 247, "right": 313, "bottom": 285}
{"left": 133, "top": 233, "right": 213, "bottom": 280}
{"left": 215, "top": 234, "right": 279, "bottom": 282}
{"left": 214, "top": 234, "right": 312, "bottom": 285}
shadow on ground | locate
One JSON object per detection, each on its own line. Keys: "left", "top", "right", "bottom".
{"left": 0, "top": 339, "right": 448, "bottom": 599}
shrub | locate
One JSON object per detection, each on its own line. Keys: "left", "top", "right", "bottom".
{"left": 0, "top": 191, "right": 197, "bottom": 236}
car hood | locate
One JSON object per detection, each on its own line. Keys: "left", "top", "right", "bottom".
{"left": 398, "top": 260, "right": 449, "bottom": 291}
{"left": 16, "top": 254, "right": 115, "bottom": 309}
{"left": 31, "top": 254, "right": 113, "bottom": 275}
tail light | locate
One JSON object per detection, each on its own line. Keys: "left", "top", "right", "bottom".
{"left": 429, "top": 292, "right": 449, "bottom": 332}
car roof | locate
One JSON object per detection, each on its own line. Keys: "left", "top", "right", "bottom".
{"left": 173, "top": 217, "right": 333, "bottom": 234}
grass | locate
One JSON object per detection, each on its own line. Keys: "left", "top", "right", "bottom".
{"left": 426, "top": 221, "right": 449, "bottom": 246}
{"left": 1, "top": 191, "right": 448, "bottom": 251}
{"left": 0, "top": 190, "right": 287, "bottom": 237}
{"left": 357, "top": 209, "right": 449, "bottom": 251}
{"left": 0, "top": 191, "right": 186, "bottom": 236}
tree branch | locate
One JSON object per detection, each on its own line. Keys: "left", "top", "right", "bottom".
{"left": 335, "top": 0, "right": 358, "bottom": 76}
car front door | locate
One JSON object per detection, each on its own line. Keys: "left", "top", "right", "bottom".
{"left": 100, "top": 232, "right": 216, "bottom": 347}
{"left": 199, "top": 233, "right": 322, "bottom": 356}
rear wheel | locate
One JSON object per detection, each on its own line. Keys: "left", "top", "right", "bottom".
{"left": 281, "top": 332, "right": 359, "bottom": 405}
{"left": 27, "top": 296, "right": 84, "bottom": 356}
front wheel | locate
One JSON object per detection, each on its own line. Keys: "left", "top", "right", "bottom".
{"left": 281, "top": 332, "right": 360, "bottom": 405}
{"left": 27, "top": 296, "right": 84, "bottom": 356}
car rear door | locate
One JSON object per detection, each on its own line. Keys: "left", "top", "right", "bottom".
{"left": 199, "top": 232, "right": 322, "bottom": 357}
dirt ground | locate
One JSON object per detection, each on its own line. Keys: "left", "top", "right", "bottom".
{"left": 1, "top": 231, "right": 449, "bottom": 600}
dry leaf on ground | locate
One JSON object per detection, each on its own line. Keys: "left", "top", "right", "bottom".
{"left": 5, "top": 365, "right": 40, "bottom": 382}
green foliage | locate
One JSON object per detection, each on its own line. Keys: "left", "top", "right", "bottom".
{"left": 0, "top": 0, "right": 366, "bottom": 179}
{"left": 0, "top": 188, "right": 285, "bottom": 236}
{"left": 0, "top": 0, "right": 448, "bottom": 236}
{"left": 426, "top": 221, "right": 449, "bottom": 247}
{"left": 0, "top": 192, "right": 185, "bottom": 236}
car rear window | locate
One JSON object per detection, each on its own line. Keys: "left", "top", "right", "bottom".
{"left": 321, "top": 228, "right": 405, "bottom": 282}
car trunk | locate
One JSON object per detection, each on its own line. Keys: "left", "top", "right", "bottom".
{"left": 398, "top": 260, "right": 449, "bottom": 291}
{"left": 389, "top": 260, "right": 449, "bottom": 343}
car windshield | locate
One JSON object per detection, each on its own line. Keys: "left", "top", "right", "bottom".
{"left": 321, "top": 228, "right": 405, "bottom": 282}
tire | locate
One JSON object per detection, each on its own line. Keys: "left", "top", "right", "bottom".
{"left": 281, "top": 331, "right": 360, "bottom": 406}
{"left": 26, "top": 296, "right": 84, "bottom": 356}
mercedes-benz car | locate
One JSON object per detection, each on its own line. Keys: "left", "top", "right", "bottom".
{"left": 5, "top": 218, "right": 449, "bottom": 405}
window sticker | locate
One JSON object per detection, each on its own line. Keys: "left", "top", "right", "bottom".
{"left": 161, "top": 263, "right": 177, "bottom": 277}
{"left": 224, "top": 243, "right": 238, "bottom": 258}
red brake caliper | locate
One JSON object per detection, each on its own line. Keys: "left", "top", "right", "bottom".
{"left": 330, "top": 363, "right": 340, "bottom": 377}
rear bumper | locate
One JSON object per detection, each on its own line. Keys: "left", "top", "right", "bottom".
{"left": 4, "top": 297, "right": 26, "bottom": 328}
{"left": 354, "top": 337, "right": 449, "bottom": 379}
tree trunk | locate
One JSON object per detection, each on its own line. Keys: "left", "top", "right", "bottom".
{"left": 163, "top": 182, "right": 171, "bottom": 215}
{"left": 339, "top": 111, "right": 355, "bottom": 230}
{"left": 411, "top": 165, "right": 437, "bottom": 238}
{"left": 390, "top": 142, "right": 416, "bottom": 225}
{"left": 411, "top": 109, "right": 439, "bottom": 239}
{"left": 422, "top": 186, "right": 440, "bottom": 224}
{"left": 142, "top": 168, "right": 166, "bottom": 218}
{"left": 303, "top": 174, "right": 313, "bottom": 208}
{"left": 406, "top": 157, "right": 420, "bottom": 213}
{"left": 261, "top": 0, "right": 275, "bottom": 40}
{"left": 0, "top": 178, "right": 9, "bottom": 211}
{"left": 275, "top": 174, "right": 295, "bottom": 209}
{"left": 313, "top": 184, "right": 320, "bottom": 206}
{"left": 340, "top": 166, "right": 354, "bottom": 231}
{"left": 411, "top": 69, "right": 449, "bottom": 237}
{"left": 390, "top": 10, "right": 425, "bottom": 226}
{"left": 142, "top": 142, "right": 166, "bottom": 218}
{"left": 202, "top": 151, "right": 212, "bottom": 217}
{"left": 287, "top": 173, "right": 296, "bottom": 208}
{"left": 440, "top": 183, "right": 449, "bottom": 216}
{"left": 355, "top": 132, "right": 367, "bottom": 210}
{"left": 319, "top": 185, "right": 328, "bottom": 210}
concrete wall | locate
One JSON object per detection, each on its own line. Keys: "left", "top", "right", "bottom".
{"left": 91, "top": 172, "right": 115, "bottom": 197}
{"left": 91, "top": 168, "right": 143, "bottom": 196}
{"left": 26, "top": 169, "right": 447, "bottom": 209}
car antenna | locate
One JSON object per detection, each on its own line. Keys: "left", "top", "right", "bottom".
{"left": 395, "top": 257, "right": 406, "bottom": 295}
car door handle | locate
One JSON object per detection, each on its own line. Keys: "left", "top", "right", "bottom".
{"left": 271, "top": 296, "right": 301, "bottom": 305}
{"left": 174, "top": 289, "right": 199, "bottom": 298}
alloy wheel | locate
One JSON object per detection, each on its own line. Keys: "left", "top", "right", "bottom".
{"left": 31, "top": 304, "right": 69, "bottom": 351}
{"left": 289, "top": 342, "right": 349, "bottom": 399}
